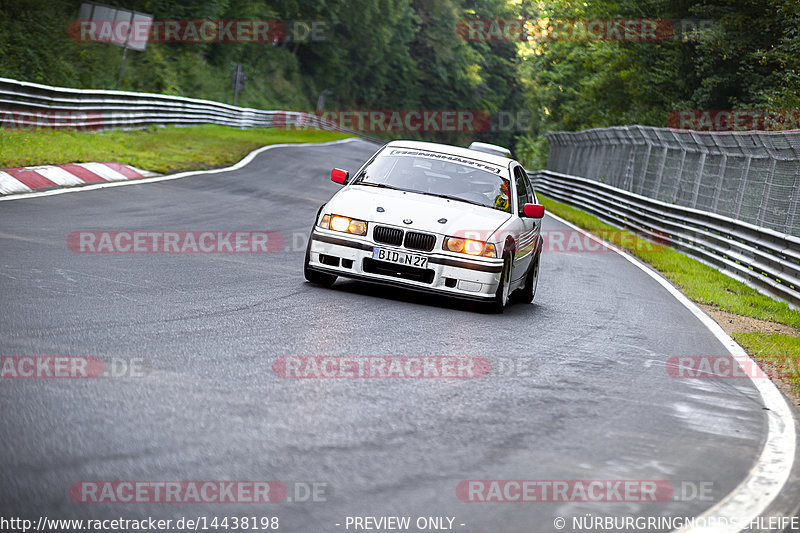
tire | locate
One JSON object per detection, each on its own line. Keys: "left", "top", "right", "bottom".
{"left": 515, "top": 251, "right": 540, "bottom": 304}
{"left": 486, "top": 254, "right": 512, "bottom": 314}
{"left": 303, "top": 233, "right": 337, "bottom": 287}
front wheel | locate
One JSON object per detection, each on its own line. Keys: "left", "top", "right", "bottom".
{"left": 486, "top": 254, "right": 512, "bottom": 314}
{"left": 514, "top": 251, "right": 540, "bottom": 304}
{"left": 304, "top": 235, "right": 337, "bottom": 287}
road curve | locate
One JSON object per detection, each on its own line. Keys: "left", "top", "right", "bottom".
{"left": 0, "top": 139, "right": 797, "bottom": 532}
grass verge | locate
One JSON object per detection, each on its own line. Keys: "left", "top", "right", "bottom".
{"left": 733, "top": 333, "right": 800, "bottom": 389}
{"left": 0, "top": 125, "right": 352, "bottom": 174}
{"left": 539, "top": 194, "right": 800, "bottom": 394}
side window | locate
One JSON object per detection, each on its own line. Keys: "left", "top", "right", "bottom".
{"left": 521, "top": 170, "right": 536, "bottom": 204}
{"left": 514, "top": 167, "right": 530, "bottom": 217}
{"left": 513, "top": 167, "right": 530, "bottom": 216}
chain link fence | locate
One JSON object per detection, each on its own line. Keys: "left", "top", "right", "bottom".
{"left": 546, "top": 126, "right": 800, "bottom": 236}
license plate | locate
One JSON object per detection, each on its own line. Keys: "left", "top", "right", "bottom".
{"left": 372, "top": 247, "right": 428, "bottom": 268}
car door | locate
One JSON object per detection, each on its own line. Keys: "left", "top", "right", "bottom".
{"left": 522, "top": 169, "right": 542, "bottom": 256}
{"left": 512, "top": 165, "right": 536, "bottom": 282}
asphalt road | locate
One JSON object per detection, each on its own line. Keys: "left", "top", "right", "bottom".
{"left": 0, "top": 139, "right": 795, "bottom": 532}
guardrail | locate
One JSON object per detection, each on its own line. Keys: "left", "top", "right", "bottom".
{"left": 529, "top": 169, "right": 800, "bottom": 308}
{"left": 546, "top": 126, "right": 800, "bottom": 237}
{"left": 0, "top": 77, "right": 385, "bottom": 144}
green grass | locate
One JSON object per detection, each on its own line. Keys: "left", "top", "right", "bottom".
{"left": 0, "top": 125, "right": 352, "bottom": 174}
{"left": 539, "top": 195, "right": 800, "bottom": 329}
{"left": 734, "top": 333, "right": 800, "bottom": 388}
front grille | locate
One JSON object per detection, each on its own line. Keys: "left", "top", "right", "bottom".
{"left": 362, "top": 258, "right": 435, "bottom": 284}
{"left": 373, "top": 225, "right": 404, "bottom": 246}
{"left": 404, "top": 231, "right": 436, "bottom": 251}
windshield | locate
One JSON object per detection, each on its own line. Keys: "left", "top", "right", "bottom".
{"left": 353, "top": 149, "right": 511, "bottom": 213}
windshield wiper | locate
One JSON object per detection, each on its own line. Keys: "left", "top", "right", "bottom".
{"left": 421, "top": 192, "right": 487, "bottom": 208}
{"left": 357, "top": 181, "right": 398, "bottom": 190}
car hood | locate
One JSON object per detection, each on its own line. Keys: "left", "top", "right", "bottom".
{"left": 325, "top": 185, "right": 511, "bottom": 238}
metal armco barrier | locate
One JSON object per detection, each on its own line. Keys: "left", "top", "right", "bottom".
{"left": 530, "top": 169, "right": 800, "bottom": 308}
{"left": 0, "top": 77, "right": 384, "bottom": 144}
{"left": 545, "top": 126, "right": 800, "bottom": 237}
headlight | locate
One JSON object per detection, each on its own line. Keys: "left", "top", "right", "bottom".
{"left": 443, "top": 237, "right": 497, "bottom": 257}
{"left": 320, "top": 214, "right": 367, "bottom": 236}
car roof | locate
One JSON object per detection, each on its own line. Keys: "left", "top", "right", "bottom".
{"left": 383, "top": 140, "right": 515, "bottom": 169}
{"left": 468, "top": 141, "right": 512, "bottom": 158}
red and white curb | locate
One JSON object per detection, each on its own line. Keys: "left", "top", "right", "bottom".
{"left": 0, "top": 162, "right": 159, "bottom": 195}
{"left": 0, "top": 138, "right": 362, "bottom": 202}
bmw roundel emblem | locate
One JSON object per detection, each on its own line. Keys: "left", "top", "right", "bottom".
{"left": 403, "top": 219, "right": 413, "bottom": 224}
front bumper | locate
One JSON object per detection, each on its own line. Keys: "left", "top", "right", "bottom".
{"left": 307, "top": 229, "right": 503, "bottom": 301}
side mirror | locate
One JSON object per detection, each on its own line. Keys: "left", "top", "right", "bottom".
{"left": 331, "top": 168, "right": 349, "bottom": 185}
{"left": 523, "top": 203, "right": 545, "bottom": 219}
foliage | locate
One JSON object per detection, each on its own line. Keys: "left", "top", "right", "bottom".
{"left": 1, "top": 0, "right": 796, "bottom": 163}
{"left": 515, "top": 0, "right": 800, "bottom": 167}
{"left": 0, "top": 0, "right": 524, "bottom": 147}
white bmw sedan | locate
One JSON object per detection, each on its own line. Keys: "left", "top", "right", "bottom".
{"left": 303, "top": 140, "right": 544, "bottom": 312}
